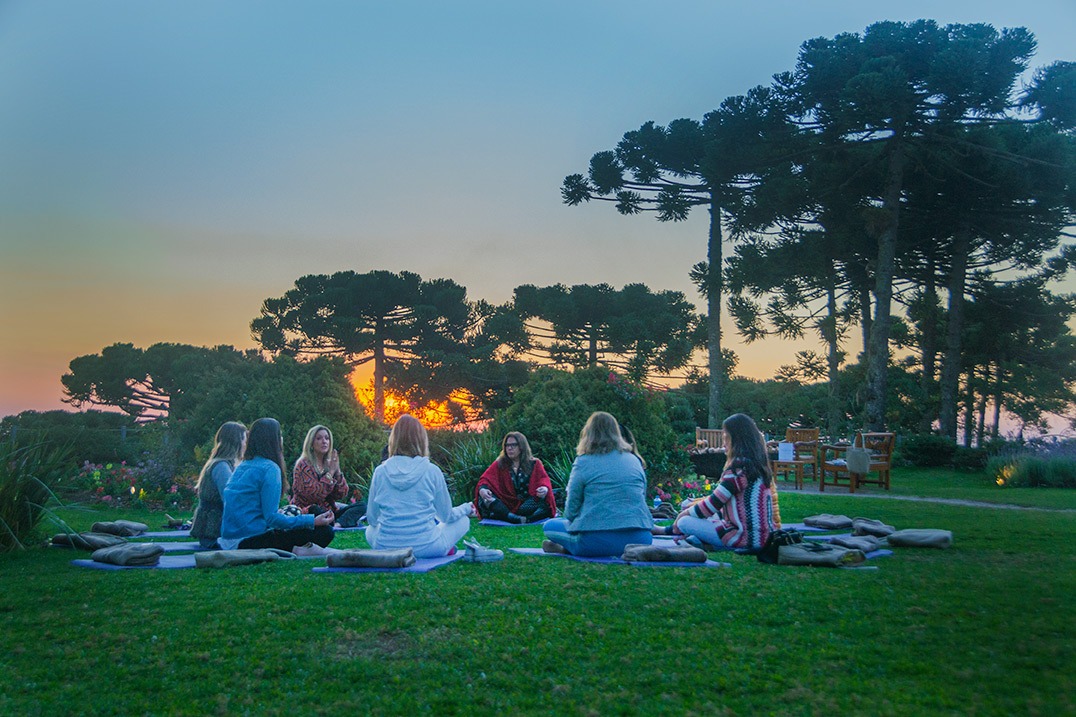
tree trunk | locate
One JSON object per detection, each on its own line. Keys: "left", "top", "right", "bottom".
{"left": 968, "top": 368, "right": 977, "bottom": 447}
{"left": 865, "top": 141, "right": 906, "bottom": 431}
{"left": 706, "top": 195, "right": 724, "bottom": 428}
{"left": 991, "top": 365, "right": 1004, "bottom": 440}
{"left": 587, "top": 331, "right": 598, "bottom": 367}
{"left": 859, "top": 284, "right": 872, "bottom": 359}
{"left": 918, "top": 268, "right": 939, "bottom": 433}
{"left": 939, "top": 223, "right": 971, "bottom": 439}
{"left": 373, "top": 325, "right": 386, "bottom": 424}
{"left": 824, "top": 281, "right": 842, "bottom": 436}
{"left": 976, "top": 364, "right": 989, "bottom": 447}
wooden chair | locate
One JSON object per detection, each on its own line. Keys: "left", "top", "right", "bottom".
{"left": 820, "top": 431, "right": 895, "bottom": 493}
{"left": 695, "top": 427, "right": 724, "bottom": 450}
{"left": 771, "top": 427, "right": 820, "bottom": 490}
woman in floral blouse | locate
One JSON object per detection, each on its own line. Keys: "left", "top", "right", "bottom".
{"left": 291, "top": 424, "right": 350, "bottom": 518}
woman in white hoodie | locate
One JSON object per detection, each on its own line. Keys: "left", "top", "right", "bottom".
{"left": 365, "top": 414, "right": 473, "bottom": 558}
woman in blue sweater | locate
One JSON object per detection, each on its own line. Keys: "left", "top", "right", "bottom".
{"left": 219, "top": 418, "right": 335, "bottom": 555}
{"left": 541, "top": 411, "right": 653, "bottom": 557}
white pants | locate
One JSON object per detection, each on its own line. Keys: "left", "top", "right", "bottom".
{"left": 365, "top": 503, "right": 472, "bottom": 559}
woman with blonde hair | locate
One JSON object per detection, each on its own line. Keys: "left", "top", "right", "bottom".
{"left": 190, "top": 421, "right": 246, "bottom": 549}
{"left": 541, "top": 411, "right": 653, "bottom": 557}
{"left": 474, "top": 431, "right": 556, "bottom": 524}
{"left": 365, "top": 414, "right": 474, "bottom": 558}
{"left": 291, "top": 425, "right": 350, "bottom": 517}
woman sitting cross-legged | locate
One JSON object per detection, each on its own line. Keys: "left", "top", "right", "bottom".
{"left": 365, "top": 414, "right": 474, "bottom": 558}
{"left": 291, "top": 424, "right": 350, "bottom": 517}
{"left": 190, "top": 421, "right": 247, "bottom": 550}
{"left": 219, "top": 417, "right": 335, "bottom": 556}
{"left": 665, "top": 413, "right": 776, "bottom": 552}
{"left": 541, "top": 411, "right": 653, "bottom": 557}
{"left": 475, "top": 432, "right": 557, "bottom": 524}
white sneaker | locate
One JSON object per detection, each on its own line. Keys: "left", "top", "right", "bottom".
{"left": 293, "top": 543, "right": 328, "bottom": 557}
{"left": 461, "top": 538, "right": 503, "bottom": 563}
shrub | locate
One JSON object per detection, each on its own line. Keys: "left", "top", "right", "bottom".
{"left": 491, "top": 367, "right": 683, "bottom": 482}
{"left": 990, "top": 455, "right": 1076, "bottom": 489}
{"left": 432, "top": 430, "right": 500, "bottom": 504}
{"left": 0, "top": 441, "right": 70, "bottom": 551}
{"left": 900, "top": 434, "right": 958, "bottom": 467}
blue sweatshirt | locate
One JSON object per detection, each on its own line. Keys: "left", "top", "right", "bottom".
{"left": 219, "top": 457, "right": 313, "bottom": 549}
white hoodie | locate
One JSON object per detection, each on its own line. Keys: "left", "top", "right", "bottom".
{"left": 366, "top": 455, "right": 455, "bottom": 552}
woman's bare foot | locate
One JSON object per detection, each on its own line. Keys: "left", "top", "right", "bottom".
{"left": 293, "top": 543, "right": 327, "bottom": 557}
{"left": 542, "top": 539, "right": 567, "bottom": 555}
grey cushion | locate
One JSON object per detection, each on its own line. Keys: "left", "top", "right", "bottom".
{"left": 52, "top": 532, "right": 128, "bottom": 551}
{"left": 326, "top": 548, "right": 416, "bottom": 569}
{"left": 194, "top": 548, "right": 296, "bottom": 568}
{"left": 778, "top": 542, "right": 866, "bottom": 567}
{"left": 852, "top": 517, "right": 895, "bottom": 537}
{"left": 91, "top": 542, "right": 164, "bottom": 566}
{"left": 91, "top": 520, "right": 150, "bottom": 537}
{"left": 829, "top": 535, "right": 882, "bottom": 552}
{"left": 621, "top": 544, "right": 707, "bottom": 563}
{"left": 885, "top": 529, "right": 953, "bottom": 549}
{"left": 802, "top": 514, "right": 853, "bottom": 530}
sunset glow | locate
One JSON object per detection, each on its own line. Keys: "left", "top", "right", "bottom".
{"left": 351, "top": 377, "right": 476, "bottom": 429}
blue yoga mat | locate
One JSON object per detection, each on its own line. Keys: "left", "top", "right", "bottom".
{"left": 479, "top": 518, "right": 551, "bottom": 527}
{"left": 141, "top": 530, "right": 192, "bottom": 538}
{"left": 508, "top": 547, "right": 731, "bottom": 568}
{"left": 312, "top": 551, "right": 465, "bottom": 574}
{"left": 71, "top": 554, "right": 198, "bottom": 570}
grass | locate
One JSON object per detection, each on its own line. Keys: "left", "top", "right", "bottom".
{"left": 1, "top": 468, "right": 1073, "bottom": 715}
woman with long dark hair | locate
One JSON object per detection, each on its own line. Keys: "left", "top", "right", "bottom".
{"left": 672, "top": 413, "right": 776, "bottom": 551}
{"left": 474, "top": 432, "right": 556, "bottom": 524}
{"left": 190, "top": 421, "right": 246, "bottom": 549}
{"left": 219, "top": 418, "right": 335, "bottom": 555}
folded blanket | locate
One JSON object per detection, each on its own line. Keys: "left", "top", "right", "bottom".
{"left": 52, "top": 532, "right": 128, "bottom": 551}
{"left": 778, "top": 542, "right": 866, "bottom": 567}
{"left": 91, "top": 542, "right": 165, "bottom": 566}
{"left": 194, "top": 548, "right": 296, "bottom": 568}
{"left": 91, "top": 520, "right": 150, "bottom": 537}
{"left": 852, "top": 517, "right": 895, "bottom": 537}
{"left": 885, "top": 529, "right": 953, "bottom": 549}
{"left": 802, "top": 514, "right": 853, "bottom": 530}
{"left": 829, "top": 535, "right": 882, "bottom": 552}
{"left": 326, "top": 548, "right": 416, "bottom": 569}
{"left": 621, "top": 543, "right": 707, "bottom": 563}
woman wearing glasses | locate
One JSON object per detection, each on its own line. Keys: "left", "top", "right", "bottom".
{"left": 474, "top": 432, "right": 556, "bottom": 524}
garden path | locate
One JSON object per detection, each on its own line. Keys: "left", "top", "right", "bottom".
{"left": 779, "top": 483, "right": 1076, "bottom": 512}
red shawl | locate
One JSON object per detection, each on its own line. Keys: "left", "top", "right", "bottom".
{"left": 474, "top": 458, "right": 557, "bottom": 518}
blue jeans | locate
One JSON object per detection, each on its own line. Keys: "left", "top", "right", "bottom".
{"left": 542, "top": 518, "right": 652, "bottom": 557}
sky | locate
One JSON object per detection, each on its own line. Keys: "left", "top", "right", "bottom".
{"left": 1, "top": 0, "right": 1074, "bottom": 419}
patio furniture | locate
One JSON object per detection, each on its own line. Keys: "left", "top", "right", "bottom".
{"left": 819, "top": 432, "right": 895, "bottom": 493}
{"left": 771, "top": 427, "right": 820, "bottom": 490}
{"left": 695, "top": 427, "right": 724, "bottom": 450}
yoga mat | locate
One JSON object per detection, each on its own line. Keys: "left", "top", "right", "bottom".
{"left": 508, "top": 547, "right": 730, "bottom": 568}
{"left": 71, "top": 554, "right": 198, "bottom": 570}
{"left": 141, "top": 530, "right": 192, "bottom": 538}
{"left": 333, "top": 525, "right": 366, "bottom": 532}
{"left": 479, "top": 518, "right": 551, "bottom": 527}
{"left": 311, "top": 551, "right": 465, "bottom": 574}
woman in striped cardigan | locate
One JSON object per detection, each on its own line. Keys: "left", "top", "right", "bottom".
{"left": 673, "top": 413, "right": 776, "bottom": 551}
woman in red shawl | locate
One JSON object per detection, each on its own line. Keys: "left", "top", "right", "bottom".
{"left": 475, "top": 432, "right": 556, "bottom": 524}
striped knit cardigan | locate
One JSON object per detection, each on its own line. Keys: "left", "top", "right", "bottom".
{"left": 688, "top": 465, "right": 775, "bottom": 550}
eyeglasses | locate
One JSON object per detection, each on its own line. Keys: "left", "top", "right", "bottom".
{"left": 505, "top": 442, "right": 519, "bottom": 448}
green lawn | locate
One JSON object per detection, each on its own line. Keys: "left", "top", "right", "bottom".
{"left": 1, "top": 468, "right": 1073, "bottom": 715}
